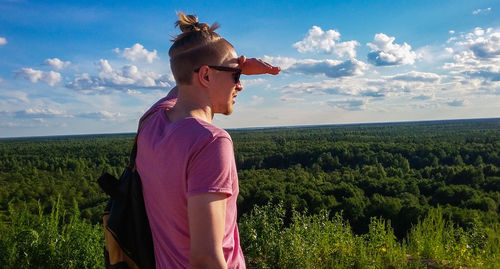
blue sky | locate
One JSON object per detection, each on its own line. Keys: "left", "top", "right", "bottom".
{"left": 0, "top": 0, "right": 499, "bottom": 137}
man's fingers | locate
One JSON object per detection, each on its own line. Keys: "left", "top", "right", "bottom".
{"left": 269, "top": 66, "right": 281, "bottom": 75}
{"left": 238, "top": 55, "right": 246, "bottom": 66}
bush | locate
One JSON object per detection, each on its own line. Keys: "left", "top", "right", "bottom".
{"left": 0, "top": 198, "right": 104, "bottom": 269}
{"left": 239, "top": 202, "right": 500, "bottom": 268}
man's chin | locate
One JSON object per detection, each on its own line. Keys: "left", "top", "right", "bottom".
{"left": 222, "top": 107, "right": 234, "bottom": 116}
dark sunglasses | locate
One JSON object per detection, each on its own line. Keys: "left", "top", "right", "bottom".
{"left": 194, "top": 65, "right": 242, "bottom": 84}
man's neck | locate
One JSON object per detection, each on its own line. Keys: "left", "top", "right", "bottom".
{"left": 166, "top": 85, "right": 213, "bottom": 124}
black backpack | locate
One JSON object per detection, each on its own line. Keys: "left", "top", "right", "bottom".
{"left": 98, "top": 114, "right": 156, "bottom": 269}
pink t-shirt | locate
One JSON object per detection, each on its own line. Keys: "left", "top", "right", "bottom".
{"left": 136, "top": 96, "right": 246, "bottom": 269}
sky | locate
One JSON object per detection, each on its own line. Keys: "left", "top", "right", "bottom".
{"left": 0, "top": 0, "right": 499, "bottom": 137}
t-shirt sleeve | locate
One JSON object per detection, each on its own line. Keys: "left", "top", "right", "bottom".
{"left": 186, "top": 136, "right": 235, "bottom": 197}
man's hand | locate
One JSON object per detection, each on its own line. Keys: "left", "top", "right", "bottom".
{"left": 238, "top": 55, "right": 281, "bottom": 75}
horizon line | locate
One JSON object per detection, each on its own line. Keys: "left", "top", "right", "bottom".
{"left": 1, "top": 116, "right": 499, "bottom": 140}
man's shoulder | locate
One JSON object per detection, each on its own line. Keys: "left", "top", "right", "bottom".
{"left": 180, "top": 118, "right": 231, "bottom": 142}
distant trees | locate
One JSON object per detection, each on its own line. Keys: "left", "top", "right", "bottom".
{"left": 0, "top": 119, "right": 499, "bottom": 239}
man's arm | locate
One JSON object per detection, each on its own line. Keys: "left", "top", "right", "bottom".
{"left": 188, "top": 193, "right": 228, "bottom": 269}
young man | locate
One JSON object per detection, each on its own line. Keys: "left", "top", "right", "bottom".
{"left": 135, "top": 13, "right": 280, "bottom": 268}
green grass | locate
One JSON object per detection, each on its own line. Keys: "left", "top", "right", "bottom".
{"left": 1, "top": 201, "right": 499, "bottom": 268}
{"left": 239, "top": 203, "right": 500, "bottom": 268}
{"left": 0, "top": 198, "right": 103, "bottom": 269}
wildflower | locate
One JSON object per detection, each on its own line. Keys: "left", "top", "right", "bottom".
{"left": 381, "top": 247, "right": 387, "bottom": 252}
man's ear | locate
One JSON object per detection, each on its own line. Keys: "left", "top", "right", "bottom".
{"left": 197, "top": 66, "right": 211, "bottom": 88}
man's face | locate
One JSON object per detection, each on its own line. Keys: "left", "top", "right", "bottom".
{"left": 209, "top": 49, "right": 243, "bottom": 115}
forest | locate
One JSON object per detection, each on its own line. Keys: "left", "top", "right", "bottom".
{"left": 0, "top": 118, "right": 499, "bottom": 268}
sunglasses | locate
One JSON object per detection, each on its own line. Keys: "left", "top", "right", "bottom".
{"left": 194, "top": 65, "right": 242, "bottom": 84}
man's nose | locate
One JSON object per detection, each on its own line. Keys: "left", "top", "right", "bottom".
{"left": 236, "top": 82, "right": 243, "bottom": 91}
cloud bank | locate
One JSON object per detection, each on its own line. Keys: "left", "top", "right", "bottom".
{"left": 66, "top": 59, "right": 171, "bottom": 93}
{"left": 444, "top": 27, "right": 500, "bottom": 82}
{"left": 263, "top": 56, "right": 368, "bottom": 78}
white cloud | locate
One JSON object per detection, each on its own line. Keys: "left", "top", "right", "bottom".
{"left": 416, "top": 45, "right": 454, "bottom": 63}
{"left": 473, "top": 27, "right": 485, "bottom": 36}
{"left": 249, "top": 95, "right": 265, "bottom": 105}
{"left": 459, "top": 27, "right": 500, "bottom": 58}
{"left": 293, "top": 26, "right": 360, "bottom": 58}
{"left": 264, "top": 56, "right": 368, "bottom": 78}
{"left": 294, "top": 26, "right": 339, "bottom": 53}
{"left": 67, "top": 73, "right": 104, "bottom": 92}
{"left": 10, "top": 107, "right": 72, "bottom": 118}
{"left": 443, "top": 27, "right": 500, "bottom": 82}
{"left": 411, "top": 94, "right": 435, "bottom": 101}
{"left": 126, "top": 89, "right": 142, "bottom": 95}
{"left": 327, "top": 98, "right": 368, "bottom": 111}
{"left": 472, "top": 8, "right": 491, "bottom": 15}
{"left": 66, "top": 59, "right": 171, "bottom": 93}
{"left": 449, "top": 30, "right": 455, "bottom": 35}
{"left": 281, "top": 78, "right": 388, "bottom": 98}
{"left": 280, "top": 96, "right": 305, "bottom": 102}
{"left": 0, "top": 122, "right": 20, "bottom": 128}
{"left": 0, "top": 37, "right": 6, "bottom": 46}
{"left": 98, "top": 59, "right": 135, "bottom": 85}
{"left": 44, "top": 58, "right": 71, "bottom": 70}
{"left": 367, "top": 33, "right": 417, "bottom": 66}
{"left": 0, "top": 91, "right": 29, "bottom": 108}
{"left": 278, "top": 69, "right": 476, "bottom": 105}
{"left": 16, "top": 68, "right": 62, "bottom": 86}
{"left": 288, "top": 58, "right": 368, "bottom": 78}
{"left": 114, "top": 43, "right": 158, "bottom": 63}
{"left": 270, "top": 71, "right": 499, "bottom": 117}
{"left": 77, "top": 110, "right": 122, "bottom": 120}
{"left": 17, "top": 68, "right": 42, "bottom": 83}
{"left": 388, "top": 71, "right": 441, "bottom": 82}
{"left": 241, "top": 78, "right": 269, "bottom": 89}
{"left": 262, "top": 55, "right": 298, "bottom": 69}
{"left": 447, "top": 99, "right": 468, "bottom": 107}
{"left": 43, "top": 71, "right": 63, "bottom": 86}
{"left": 333, "top": 41, "right": 360, "bottom": 59}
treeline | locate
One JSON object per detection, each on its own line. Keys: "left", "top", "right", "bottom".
{"left": 0, "top": 118, "right": 499, "bottom": 238}
{"left": 0, "top": 134, "right": 132, "bottom": 223}
{"left": 232, "top": 119, "right": 500, "bottom": 237}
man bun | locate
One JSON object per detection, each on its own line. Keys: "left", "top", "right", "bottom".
{"left": 174, "top": 12, "right": 219, "bottom": 41}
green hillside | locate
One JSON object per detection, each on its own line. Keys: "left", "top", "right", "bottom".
{"left": 1, "top": 118, "right": 499, "bottom": 268}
